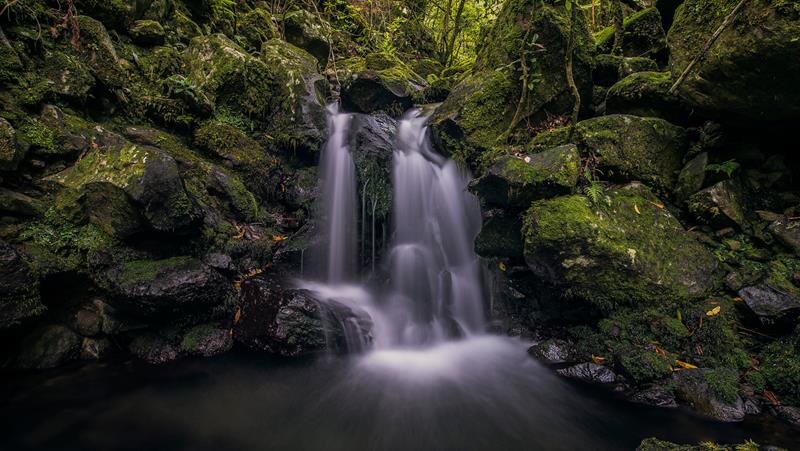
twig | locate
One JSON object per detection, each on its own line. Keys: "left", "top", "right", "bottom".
{"left": 669, "top": 0, "right": 748, "bottom": 95}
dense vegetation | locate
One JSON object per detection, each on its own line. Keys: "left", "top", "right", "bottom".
{"left": 1, "top": 0, "right": 800, "bottom": 442}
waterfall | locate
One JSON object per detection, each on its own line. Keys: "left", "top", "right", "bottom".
{"left": 300, "top": 106, "right": 486, "bottom": 351}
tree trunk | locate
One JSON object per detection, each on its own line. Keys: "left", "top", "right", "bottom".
{"left": 566, "top": 3, "right": 581, "bottom": 141}
{"left": 611, "top": 0, "right": 624, "bottom": 56}
{"left": 445, "top": 0, "right": 467, "bottom": 66}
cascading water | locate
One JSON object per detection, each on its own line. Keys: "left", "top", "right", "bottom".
{"left": 300, "top": 106, "right": 486, "bottom": 350}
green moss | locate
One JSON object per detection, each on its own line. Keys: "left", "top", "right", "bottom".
{"left": 75, "top": 15, "right": 127, "bottom": 88}
{"left": 180, "top": 323, "right": 217, "bottom": 353}
{"left": 18, "top": 119, "right": 56, "bottom": 154}
{"left": 744, "top": 370, "right": 766, "bottom": 393}
{"left": 240, "top": 8, "right": 278, "bottom": 50}
{"left": 53, "top": 143, "right": 148, "bottom": 189}
{"left": 759, "top": 328, "right": 800, "bottom": 405}
{"left": 595, "top": 7, "right": 666, "bottom": 56}
{"left": 618, "top": 345, "right": 673, "bottom": 383}
{"left": 120, "top": 256, "right": 197, "bottom": 284}
{"left": 704, "top": 367, "right": 739, "bottom": 404}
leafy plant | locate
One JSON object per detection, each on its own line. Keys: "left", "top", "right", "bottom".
{"left": 706, "top": 159, "right": 740, "bottom": 178}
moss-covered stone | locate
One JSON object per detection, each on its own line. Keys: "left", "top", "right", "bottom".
{"left": 42, "top": 51, "right": 95, "bottom": 101}
{"left": 14, "top": 325, "right": 80, "bottom": 369}
{"left": 605, "top": 71, "right": 691, "bottom": 124}
{"left": 595, "top": 7, "right": 667, "bottom": 57}
{"left": 340, "top": 53, "right": 426, "bottom": 115}
{"left": 759, "top": 326, "right": 800, "bottom": 405}
{"left": 0, "top": 41, "right": 23, "bottom": 83}
{"left": 470, "top": 144, "right": 580, "bottom": 209}
{"left": 688, "top": 179, "right": 747, "bottom": 230}
{"left": 239, "top": 8, "right": 278, "bottom": 51}
{"left": 0, "top": 117, "right": 26, "bottom": 171}
{"left": 411, "top": 58, "right": 445, "bottom": 79}
{"left": 75, "top": 16, "right": 128, "bottom": 89}
{"left": 637, "top": 437, "right": 766, "bottom": 450}
{"left": 523, "top": 183, "right": 721, "bottom": 309}
{"left": 282, "top": 9, "right": 335, "bottom": 66}
{"left": 667, "top": 0, "right": 800, "bottom": 122}
{"left": 129, "top": 20, "right": 166, "bottom": 46}
{"left": 475, "top": 213, "right": 524, "bottom": 259}
{"left": 530, "top": 115, "right": 689, "bottom": 192}
{"left": 675, "top": 152, "right": 708, "bottom": 202}
{"left": 180, "top": 322, "right": 233, "bottom": 356}
{"left": 431, "top": 1, "right": 594, "bottom": 163}
{"left": 593, "top": 54, "right": 659, "bottom": 87}
{"left": 74, "top": 0, "right": 136, "bottom": 30}
{"left": 0, "top": 240, "right": 44, "bottom": 329}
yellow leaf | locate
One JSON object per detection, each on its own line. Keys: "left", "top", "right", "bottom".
{"left": 498, "top": 261, "right": 507, "bottom": 272}
{"left": 706, "top": 306, "right": 721, "bottom": 317}
{"left": 675, "top": 360, "right": 697, "bottom": 369}
{"left": 634, "top": 204, "right": 641, "bottom": 215}
{"left": 591, "top": 355, "right": 605, "bottom": 364}
{"left": 648, "top": 200, "right": 665, "bottom": 209}
{"left": 732, "top": 296, "right": 743, "bottom": 302}
{"left": 271, "top": 234, "right": 288, "bottom": 242}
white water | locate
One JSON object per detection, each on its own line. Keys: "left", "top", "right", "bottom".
{"left": 300, "top": 106, "right": 487, "bottom": 352}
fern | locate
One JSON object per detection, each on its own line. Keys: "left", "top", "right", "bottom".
{"left": 706, "top": 159, "right": 739, "bottom": 178}
{"left": 585, "top": 180, "right": 604, "bottom": 206}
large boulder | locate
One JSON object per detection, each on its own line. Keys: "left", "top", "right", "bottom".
{"left": 97, "top": 257, "right": 233, "bottom": 321}
{"left": 15, "top": 325, "right": 81, "bottom": 369}
{"left": 430, "top": 1, "right": 593, "bottom": 163}
{"left": 595, "top": 7, "right": 667, "bottom": 57}
{"left": 348, "top": 112, "right": 397, "bottom": 219}
{"left": 234, "top": 276, "right": 372, "bottom": 357}
{"left": 75, "top": 16, "right": 128, "bottom": 90}
{"left": 593, "top": 54, "right": 658, "bottom": 87}
{"left": 0, "top": 117, "right": 26, "bottom": 171}
{"left": 48, "top": 141, "right": 199, "bottom": 232}
{"left": 239, "top": 8, "right": 279, "bottom": 51}
{"left": 530, "top": 115, "right": 689, "bottom": 192}
{"left": 687, "top": 179, "right": 747, "bottom": 230}
{"left": 282, "top": 9, "right": 334, "bottom": 66}
{"left": 672, "top": 368, "right": 745, "bottom": 422}
{"left": 0, "top": 240, "right": 44, "bottom": 329}
{"left": 474, "top": 211, "right": 524, "bottom": 260}
{"left": 738, "top": 258, "right": 800, "bottom": 326}
{"left": 340, "top": 53, "right": 426, "bottom": 115}
{"left": 523, "top": 183, "right": 721, "bottom": 309}
{"left": 758, "top": 327, "right": 800, "bottom": 406}
{"left": 667, "top": 0, "right": 800, "bottom": 122}
{"left": 605, "top": 72, "right": 692, "bottom": 125}
{"left": 470, "top": 144, "right": 580, "bottom": 210}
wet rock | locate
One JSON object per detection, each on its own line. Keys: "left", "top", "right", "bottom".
{"left": 524, "top": 183, "right": 721, "bottom": 308}
{"left": 282, "top": 10, "right": 333, "bottom": 66}
{"left": 180, "top": 323, "right": 233, "bottom": 357}
{"left": 675, "top": 152, "right": 708, "bottom": 203}
{"left": 530, "top": 115, "right": 689, "bottom": 192}
{"left": 75, "top": 16, "right": 127, "bottom": 89}
{"left": 80, "top": 337, "right": 114, "bottom": 360}
{"left": 349, "top": 112, "right": 396, "bottom": 219}
{"left": 98, "top": 257, "right": 233, "bottom": 321}
{"left": 234, "top": 276, "right": 372, "bottom": 357}
{"left": 470, "top": 145, "right": 580, "bottom": 209}
{"left": 739, "top": 284, "right": 800, "bottom": 324}
{"left": 672, "top": 368, "right": 745, "bottom": 422}
{"left": 629, "top": 384, "right": 678, "bottom": 408}
{"left": 557, "top": 362, "right": 617, "bottom": 384}
{"left": 0, "top": 188, "right": 43, "bottom": 217}
{"left": 688, "top": 180, "right": 747, "bottom": 230}
{"left": 203, "top": 253, "right": 235, "bottom": 274}
{"left": 129, "top": 331, "right": 180, "bottom": 364}
{"left": 129, "top": 20, "right": 166, "bottom": 46}
{"left": 593, "top": 54, "right": 658, "bottom": 87}
{"left": 0, "top": 117, "right": 26, "bottom": 171}
{"left": 766, "top": 215, "right": 800, "bottom": 256}
{"left": 668, "top": 0, "right": 800, "bottom": 122}
{"left": 340, "top": 53, "right": 426, "bottom": 115}
{"left": 528, "top": 338, "right": 576, "bottom": 364}
{"left": 0, "top": 240, "right": 43, "bottom": 329}
{"left": 430, "top": 1, "right": 593, "bottom": 162}
{"left": 771, "top": 405, "right": 800, "bottom": 429}
{"left": 72, "top": 304, "right": 102, "bottom": 337}
{"left": 16, "top": 325, "right": 81, "bottom": 369}
{"left": 596, "top": 7, "right": 667, "bottom": 58}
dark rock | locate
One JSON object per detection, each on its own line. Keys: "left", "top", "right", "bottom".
{"left": 771, "top": 405, "right": 800, "bottom": 429}
{"left": 596, "top": 7, "right": 667, "bottom": 58}
{"left": 675, "top": 152, "right": 708, "bottom": 203}
{"left": 129, "top": 20, "right": 166, "bottom": 46}
{"left": 474, "top": 212, "right": 523, "bottom": 260}
{"left": 129, "top": 331, "right": 180, "bottom": 364}
{"left": 528, "top": 338, "right": 576, "bottom": 364}
{"left": 16, "top": 325, "right": 81, "bottom": 369}
{"left": 470, "top": 145, "right": 580, "bottom": 209}
{"left": 0, "top": 240, "right": 43, "bottom": 329}
{"left": 75, "top": 16, "right": 128, "bottom": 89}
{"left": 72, "top": 304, "right": 102, "bottom": 337}
{"left": 688, "top": 180, "right": 747, "bottom": 230}
{"left": 668, "top": 0, "right": 800, "bottom": 122}
{"left": 739, "top": 284, "right": 800, "bottom": 323}
{"left": 557, "top": 362, "right": 617, "bottom": 384}
{"left": 0, "top": 188, "right": 43, "bottom": 217}
{"left": 98, "top": 257, "right": 233, "bottom": 321}
{"left": 593, "top": 54, "right": 658, "bottom": 87}
{"left": 80, "top": 337, "right": 114, "bottom": 360}
{"left": 767, "top": 215, "right": 800, "bottom": 256}
{"left": 234, "top": 276, "right": 372, "bottom": 357}
{"left": 0, "top": 117, "right": 26, "bottom": 171}
{"left": 349, "top": 112, "right": 397, "bottom": 219}
{"left": 340, "top": 53, "right": 425, "bottom": 114}
{"left": 672, "top": 368, "right": 745, "bottom": 422}
{"left": 204, "top": 253, "right": 235, "bottom": 274}
{"left": 606, "top": 72, "right": 692, "bottom": 125}
{"left": 629, "top": 384, "right": 678, "bottom": 408}
{"left": 180, "top": 323, "right": 233, "bottom": 357}
{"left": 282, "top": 10, "right": 333, "bottom": 66}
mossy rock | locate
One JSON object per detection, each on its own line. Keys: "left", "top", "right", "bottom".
{"left": 14, "top": 325, "right": 80, "bottom": 369}
{"left": 470, "top": 144, "right": 580, "bottom": 209}
{"left": 474, "top": 212, "right": 524, "bottom": 260}
{"left": 411, "top": 58, "right": 445, "bottom": 78}
{"left": 98, "top": 256, "right": 233, "bottom": 320}
{"left": 530, "top": 114, "right": 689, "bottom": 193}
{"left": 0, "top": 42, "right": 23, "bottom": 83}
{"left": 637, "top": 438, "right": 768, "bottom": 451}
{"left": 0, "top": 240, "right": 44, "bottom": 329}
{"left": 595, "top": 7, "right": 667, "bottom": 57}
{"left": 239, "top": 8, "right": 278, "bottom": 51}
{"left": 0, "top": 117, "right": 26, "bottom": 171}
{"left": 49, "top": 141, "right": 200, "bottom": 232}
{"left": 431, "top": 1, "right": 594, "bottom": 164}
{"left": 129, "top": 20, "right": 166, "bottom": 46}
{"left": 667, "top": 0, "right": 800, "bottom": 122}
{"left": 74, "top": 0, "right": 137, "bottom": 30}
{"left": 75, "top": 16, "right": 128, "bottom": 89}
{"left": 282, "top": 9, "right": 335, "bottom": 66}
{"left": 759, "top": 326, "right": 800, "bottom": 405}
{"left": 687, "top": 179, "right": 747, "bottom": 230}
{"left": 523, "top": 183, "right": 721, "bottom": 310}
{"left": 340, "top": 53, "right": 426, "bottom": 115}
{"left": 675, "top": 152, "right": 708, "bottom": 202}
{"left": 605, "top": 71, "right": 692, "bottom": 124}
{"left": 180, "top": 323, "right": 233, "bottom": 357}
{"left": 593, "top": 54, "right": 658, "bottom": 87}
{"left": 41, "top": 51, "right": 95, "bottom": 101}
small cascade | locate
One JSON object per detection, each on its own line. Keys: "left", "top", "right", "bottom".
{"left": 300, "top": 105, "right": 486, "bottom": 352}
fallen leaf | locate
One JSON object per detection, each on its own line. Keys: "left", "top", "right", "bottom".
{"left": 732, "top": 296, "right": 743, "bottom": 302}
{"left": 764, "top": 390, "right": 780, "bottom": 406}
{"left": 706, "top": 306, "right": 721, "bottom": 317}
{"left": 648, "top": 200, "right": 665, "bottom": 209}
{"left": 634, "top": 204, "right": 641, "bottom": 215}
{"left": 271, "top": 234, "right": 288, "bottom": 242}
{"left": 591, "top": 355, "right": 605, "bottom": 364}
{"left": 498, "top": 261, "right": 507, "bottom": 272}
{"left": 233, "top": 308, "right": 241, "bottom": 324}
{"left": 654, "top": 346, "right": 667, "bottom": 357}
{"left": 675, "top": 360, "right": 697, "bottom": 369}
